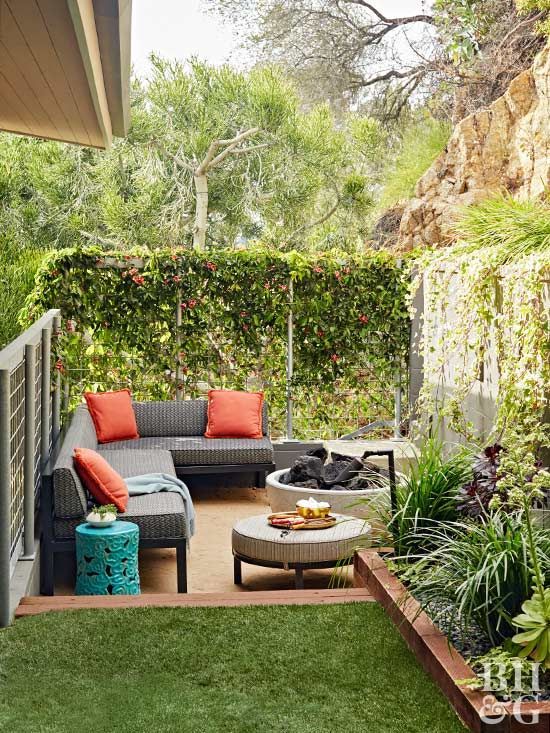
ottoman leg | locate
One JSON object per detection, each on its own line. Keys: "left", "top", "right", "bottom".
{"left": 233, "top": 556, "right": 242, "bottom": 585}
{"left": 295, "top": 566, "right": 304, "bottom": 590}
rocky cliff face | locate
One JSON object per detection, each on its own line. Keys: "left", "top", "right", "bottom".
{"left": 397, "top": 42, "right": 550, "bottom": 251}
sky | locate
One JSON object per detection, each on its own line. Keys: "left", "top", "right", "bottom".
{"left": 131, "top": 0, "right": 431, "bottom": 79}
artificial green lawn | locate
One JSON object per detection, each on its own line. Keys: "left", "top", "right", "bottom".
{"left": 0, "top": 603, "right": 465, "bottom": 733}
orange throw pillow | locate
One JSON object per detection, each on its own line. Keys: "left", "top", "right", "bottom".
{"left": 84, "top": 389, "right": 139, "bottom": 444}
{"left": 205, "top": 389, "right": 264, "bottom": 439}
{"left": 74, "top": 448, "right": 129, "bottom": 512}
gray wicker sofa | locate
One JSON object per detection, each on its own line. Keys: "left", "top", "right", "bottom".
{"left": 40, "top": 399, "right": 275, "bottom": 595}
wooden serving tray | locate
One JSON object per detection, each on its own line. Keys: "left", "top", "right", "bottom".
{"left": 267, "top": 511, "right": 337, "bottom": 530}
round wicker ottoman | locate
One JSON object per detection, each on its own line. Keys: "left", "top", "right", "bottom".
{"left": 231, "top": 514, "right": 371, "bottom": 589}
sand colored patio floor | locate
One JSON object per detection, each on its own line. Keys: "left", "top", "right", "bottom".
{"left": 55, "top": 482, "right": 351, "bottom": 595}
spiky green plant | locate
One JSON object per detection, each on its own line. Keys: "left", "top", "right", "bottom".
{"left": 405, "top": 511, "right": 550, "bottom": 645}
{"left": 452, "top": 195, "right": 550, "bottom": 263}
{"left": 386, "top": 438, "right": 473, "bottom": 557}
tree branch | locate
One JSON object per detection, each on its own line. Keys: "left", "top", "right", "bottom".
{"left": 196, "top": 128, "right": 262, "bottom": 174}
{"left": 228, "top": 143, "right": 271, "bottom": 156}
{"left": 202, "top": 129, "right": 263, "bottom": 171}
{"left": 287, "top": 198, "right": 341, "bottom": 240}
{"left": 355, "top": 66, "right": 424, "bottom": 87}
{"left": 342, "top": 0, "right": 434, "bottom": 26}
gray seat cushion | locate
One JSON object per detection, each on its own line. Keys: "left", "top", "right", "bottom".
{"left": 101, "top": 449, "right": 176, "bottom": 478}
{"left": 99, "top": 436, "right": 274, "bottom": 466}
{"left": 54, "top": 492, "right": 187, "bottom": 541}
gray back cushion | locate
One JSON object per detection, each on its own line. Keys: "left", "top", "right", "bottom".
{"left": 133, "top": 399, "right": 269, "bottom": 437}
{"left": 53, "top": 406, "right": 97, "bottom": 518}
{"left": 133, "top": 400, "right": 208, "bottom": 437}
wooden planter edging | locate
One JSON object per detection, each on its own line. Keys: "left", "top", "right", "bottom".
{"left": 353, "top": 550, "right": 550, "bottom": 733}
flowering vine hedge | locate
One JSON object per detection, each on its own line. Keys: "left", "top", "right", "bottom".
{"left": 24, "top": 247, "right": 409, "bottom": 438}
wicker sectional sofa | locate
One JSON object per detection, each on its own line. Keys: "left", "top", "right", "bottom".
{"left": 41, "top": 399, "right": 275, "bottom": 595}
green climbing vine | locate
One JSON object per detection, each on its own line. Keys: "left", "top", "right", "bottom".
{"left": 411, "top": 195, "right": 550, "bottom": 452}
{"left": 24, "top": 246, "right": 410, "bottom": 438}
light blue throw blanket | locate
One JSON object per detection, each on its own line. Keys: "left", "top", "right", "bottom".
{"left": 125, "top": 473, "right": 195, "bottom": 542}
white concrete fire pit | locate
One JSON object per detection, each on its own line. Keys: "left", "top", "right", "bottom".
{"left": 266, "top": 468, "right": 390, "bottom": 524}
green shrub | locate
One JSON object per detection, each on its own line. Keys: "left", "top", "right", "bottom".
{"left": 0, "top": 238, "right": 45, "bottom": 348}
{"left": 406, "top": 511, "right": 550, "bottom": 645}
{"left": 377, "top": 116, "right": 451, "bottom": 210}
{"left": 387, "top": 438, "right": 473, "bottom": 557}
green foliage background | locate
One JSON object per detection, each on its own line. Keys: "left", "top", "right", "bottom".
{"left": 25, "top": 247, "right": 409, "bottom": 438}
{"left": 377, "top": 115, "right": 451, "bottom": 211}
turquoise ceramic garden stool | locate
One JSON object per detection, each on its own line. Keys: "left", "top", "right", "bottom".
{"left": 75, "top": 521, "right": 140, "bottom": 595}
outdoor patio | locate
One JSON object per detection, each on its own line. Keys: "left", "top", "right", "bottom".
{"left": 53, "top": 482, "right": 353, "bottom": 595}
{"left": 1, "top": 2, "right": 550, "bottom": 732}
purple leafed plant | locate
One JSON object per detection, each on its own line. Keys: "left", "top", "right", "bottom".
{"left": 457, "top": 444, "right": 504, "bottom": 517}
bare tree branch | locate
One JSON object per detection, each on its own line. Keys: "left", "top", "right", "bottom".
{"left": 197, "top": 128, "right": 261, "bottom": 173}
{"left": 287, "top": 197, "right": 341, "bottom": 240}
{"left": 341, "top": 0, "right": 434, "bottom": 26}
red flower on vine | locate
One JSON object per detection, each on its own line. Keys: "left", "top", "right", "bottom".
{"left": 205, "top": 261, "right": 217, "bottom": 271}
{"left": 242, "top": 324, "right": 249, "bottom": 331}
{"left": 330, "top": 353, "right": 340, "bottom": 362}
{"left": 279, "top": 284, "right": 289, "bottom": 292}
{"left": 240, "top": 311, "right": 248, "bottom": 318}
{"left": 55, "top": 358, "right": 65, "bottom": 373}
{"left": 50, "top": 269, "right": 60, "bottom": 277}
{"left": 359, "top": 314, "right": 369, "bottom": 324}
{"left": 334, "top": 271, "right": 342, "bottom": 280}
{"left": 313, "top": 266, "right": 323, "bottom": 274}
{"left": 188, "top": 299, "right": 197, "bottom": 308}
{"left": 132, "top": 275, "right": 145, "bottom": 286}
{"left": 172, "top": 275, "right": 182, "bottom": 283}
{"left": 317, "top": 329, "right": 325, "bottom": 338}
{"left": 128, "top": 267, "right": 138, "bottom": 276}
{"left": 263, "top": 282, "right": 271, "bottom": 290}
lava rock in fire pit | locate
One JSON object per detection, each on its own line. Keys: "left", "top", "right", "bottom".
{"left": 280, "top": 449, "right": 391, "bottom": 491}
{"left": 285, "top": 455, "right": 324, "bottom": 484}
{"left": 290, "top": 479, "right": 322, "bottom": 489}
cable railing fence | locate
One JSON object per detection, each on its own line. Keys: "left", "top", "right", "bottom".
{"left": 57, "top": 347, "right": 407, "bottom": 442}
{"left": 0, "top": 310, "right": 61, "bottom": 627}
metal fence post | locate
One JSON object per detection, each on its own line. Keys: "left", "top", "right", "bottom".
{"left": 51, "top": 315, "right": 62, "bottom": 443}
{"left": 285, "top": 277, "right": 294, "bottom": 440}
{"left": 23, "top": 344, "right": 36, "bottom": 558}
{"left": 0, "top": 369, "right": 12, "bottom": 627}
{"left": 41, "top": 327, "right": 51, "bottom": 468}
{"left": 175, "top": 291, "right": 182, "bottom": 400}
{"left": 394, "top": 364, "right": 403, "bottom": 440}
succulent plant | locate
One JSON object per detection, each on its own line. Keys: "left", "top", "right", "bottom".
{"left": 91, "top": 504, "right": 118, "bottom": 517}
